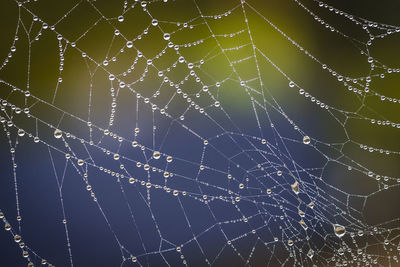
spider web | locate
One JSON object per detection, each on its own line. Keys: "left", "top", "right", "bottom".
{"left": 0, "top": 0, "right": 399, "bottom": 266}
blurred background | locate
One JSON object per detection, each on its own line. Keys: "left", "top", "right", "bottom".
{"left": 0, "top": 0, "right": 399, "bottom": 266}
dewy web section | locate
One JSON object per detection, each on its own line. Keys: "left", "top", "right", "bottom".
{"left": 0, "top": 0, "right": 399, "bottom": 266}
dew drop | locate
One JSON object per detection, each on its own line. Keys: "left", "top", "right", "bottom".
{"left": 163, "top": 33, "right": 170, "bottom": 40}
{"left": 14, "top": 235, "right": 21, "bottom": 243}
{"left": 299, "top": 219, "right": 308, "bottom": 230}
{"left": 291, "top": 181, "right": 299, "bottom": 194}
{"left": 153, "top": 151, "right": 161, "bottom": 159}
{"left": 303, "top": 136, "right": 310, "bottom": 144}
{"left": 307, "top": 249, "right": 314, "bottom": 259}
{"left": 261, "top": 138, "right": 266, "bottom": 144}
{"left": 333, "top": 224, "right": 346, "bottom": 238}
{"left": 298, "top": 210, "right": 305, "bottom": 217}
{"left": 54, "top": 129, "right": 62, "bottom": 139}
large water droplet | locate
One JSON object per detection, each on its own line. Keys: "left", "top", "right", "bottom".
{"left": 54, "top": 129, "right": 62, "bottom": 139}
{"left": 163, "top": 33, "right": 170, "bottom": 40}
{"left": 153, "top": 151, "right": 161, "bottom": 159}
{"left": 303, "top": 136, "right": 310, "bottom": 144}
{"left": 334, "top": 224, "right": 346, "bottom": 238}
{"left": 14, "top": 235, "right": 21, "bottom": 243}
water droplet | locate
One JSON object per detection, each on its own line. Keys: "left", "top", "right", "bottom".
{"left": 118, "top": 16, "right": 124, "bottom": 22}
{"left": 153, "top": 151, "right": 161, "bottom": 159}
{"left": 291, "top": 181, "right": 299, "bottom": 194}
{"left": 152, "top": 19, "right": 158, "bottom": 26}
{"left": 299, "top": 219, "right": 308, "bottom": 230}
{"left": 114, "top": 154, "right": 120, "bottom": 160}
{"left": 163, "top": 33, "right": 170, "bottom": 40}
{"left": 289, "top": 81, "right": 295, "bottom": 88}
{"left": 333, "top": 224, "right": 346, "bottom": 238}
{"left": 18, "top": 129, "right": 25, "bottom": 137}
{"left": 77, "top": 159, "right": 84, "bottom": 166}
{"left": 303, "top": 136, "right": 310, "bottom": 144}
{"left": 166, "top": 156, "right": 173, "bottom": 162}
{"left": 126, "top": 41, "right": 133, "bottom": 48}
{"left": 261, "top": 138, "right": 266, "bottom": 144}
{"left": 54, "top": 129, "right": 62, "bottom": 139}
{"left": 307, "top": 249, "right": 314, "bottom": 259}
{"left": 14, "top": 235, "right": 21, "bottom": 243}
